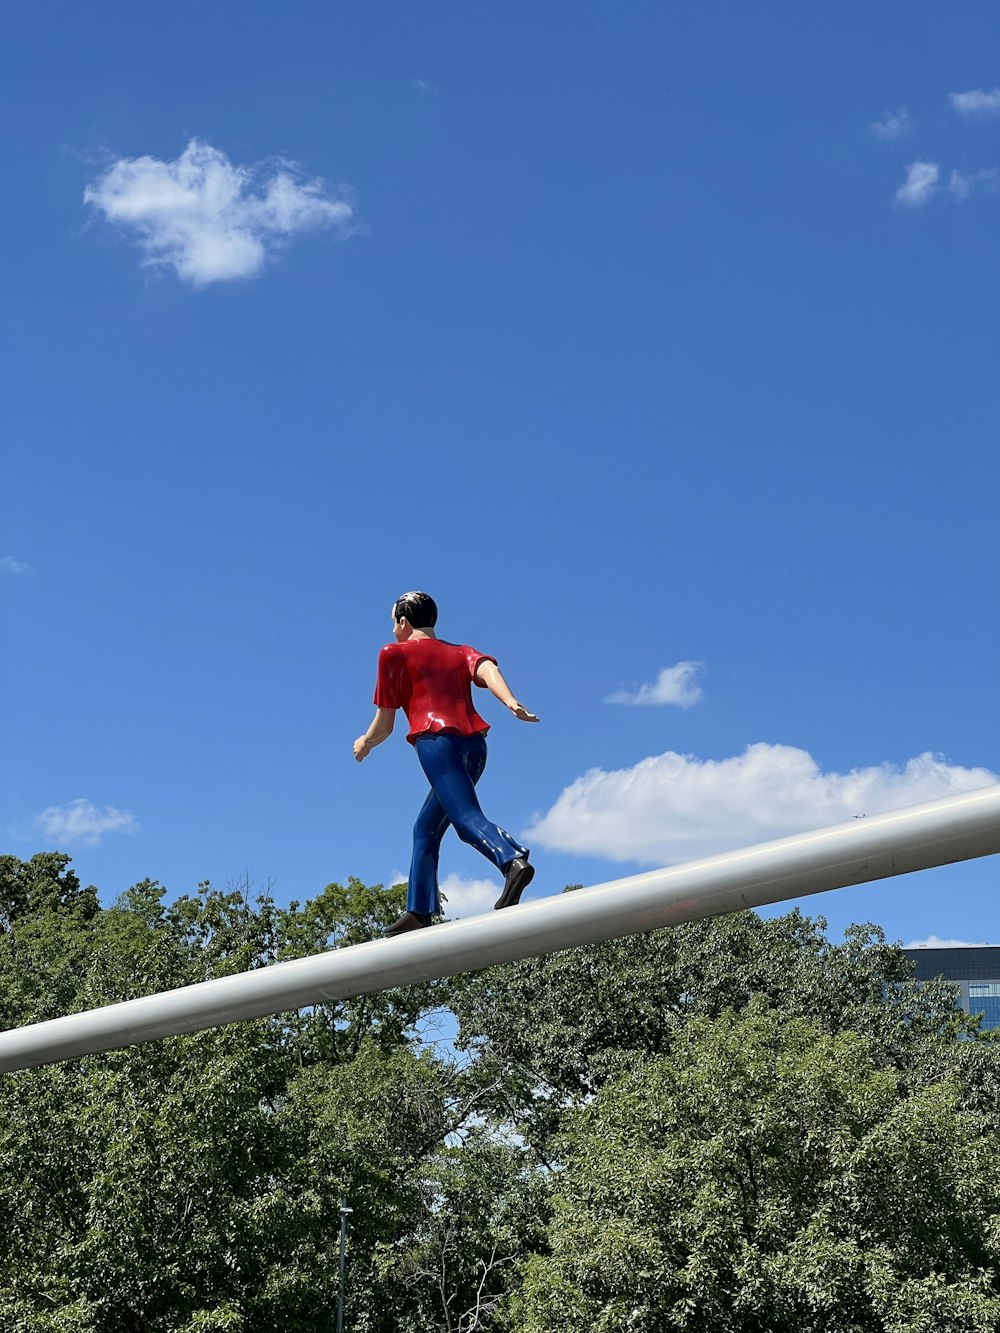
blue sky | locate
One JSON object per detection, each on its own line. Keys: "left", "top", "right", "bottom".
{"left": 2, "top": 0, "right": 998, "bottom": 951}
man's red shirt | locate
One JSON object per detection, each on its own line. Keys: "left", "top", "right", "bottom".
{"left": 374, "top": 639, "right": 496, "bottom": 744}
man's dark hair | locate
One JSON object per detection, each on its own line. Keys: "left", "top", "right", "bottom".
{"left": 393, "top": 591, "right": 438, "bottom": 629}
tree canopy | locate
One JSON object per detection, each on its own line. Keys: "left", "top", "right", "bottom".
{"left": 1, "top": 857, "right": 998, "bottom": 1331}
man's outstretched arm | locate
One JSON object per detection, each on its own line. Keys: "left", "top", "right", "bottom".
{"left": 475, "top": 661, "right": 540, "bottom": 722}
{"left": 354, "top": 708, "right": 396, "bottom": 762}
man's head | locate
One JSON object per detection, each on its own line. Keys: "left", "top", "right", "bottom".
{"left": 392, "top": 591, "right": 438, "bottom": 640}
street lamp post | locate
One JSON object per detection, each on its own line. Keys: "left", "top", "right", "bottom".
{"left": 337, "top": 1199, "right": 352, "bottom": 1333}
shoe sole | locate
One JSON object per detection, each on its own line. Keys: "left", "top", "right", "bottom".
{"left": 494, "top": 862, "right": 534, "bottom": 911}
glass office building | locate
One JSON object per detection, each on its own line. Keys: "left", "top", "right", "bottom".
{"left": 903, "top": 945, "right": 1000, "bottom": 1032}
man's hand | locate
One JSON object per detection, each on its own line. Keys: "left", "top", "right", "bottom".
{"left": 509, "top": 702, "right": 540, "bottom": 723}
{"left": 354, "top": 708, "right": 396, "bottom": 762}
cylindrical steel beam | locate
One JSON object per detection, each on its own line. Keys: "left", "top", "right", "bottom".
{"left": 1, "top": 784, "right": 998, "bottom": 1073}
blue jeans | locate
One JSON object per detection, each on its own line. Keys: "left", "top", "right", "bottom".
{"left": 408, "top": 732, "right": 527, "bottom": 916}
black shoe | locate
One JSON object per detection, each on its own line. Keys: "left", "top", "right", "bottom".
{"left": 494, "top": 857, "right": 534, "bottom": 910}
{"left": 384, "top": 911, "right": 433, "bottom": 937}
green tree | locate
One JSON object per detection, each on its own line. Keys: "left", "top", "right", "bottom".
{"left": 395, "top": 1127, "right": 550, "bottom": 1332}
{"left": 0, "top": 858, "right": 529, "bottom": 1332}
{"left": 0, "top": 853, "right": 101, "bottom": 1026}
{"left": 4, "top": 855, "right": 996, "bottom": 1332}
{"left": 273, "top": 877, "right": 448, "bottom": 1064}
{"left": 451, "top": 905, "right": 976, "bottom": 1153}
{"left": 511, "top": 1006, "right": 1000, "bottom": 1333}
{"left": 0, "top": 1025, "right": 480, "bottom": 1331}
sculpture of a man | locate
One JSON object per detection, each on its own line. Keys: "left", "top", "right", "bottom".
{"left": 354, "top": 591, "right": 538, "bottom": 937}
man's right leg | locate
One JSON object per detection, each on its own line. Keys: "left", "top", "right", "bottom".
{"left": 408, "top": 787, "right": 451, "bottom": 916}
{"left": 385, "top": 787, "right": 451, "bottom": 937}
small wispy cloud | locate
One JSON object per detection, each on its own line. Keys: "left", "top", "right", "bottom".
{"left": 949, "top": 88, "right": 1000, "bottom": 117}
{"left": 84, "top": 138, "right": 357, "bottom": 286}
{"left": 947, "top": 166, "right": 1000, "bottom": 200}
{"left": 606, "top": 661, "right": 704, "bottom": 708}
{"left": 895, "top": 160, "right": 939, "bottom": 207}
{"left": 34, "top": 798, "right": 138, "bottom": 847}
{"left": 0, "top": 556, "right": 30, "bottom": 574}
{"left": 413, "top": 78, "right": 442, "bottom": 96}
{"left": 870, "top": 107, "right": 914, "bottom": 141}
{"left": 905, "top": 935, "right": 989, "bottom": 949}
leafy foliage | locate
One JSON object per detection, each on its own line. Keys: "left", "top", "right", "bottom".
{"left": 510, "top": 1007, "right": 1000, "bottom": 1333}
{"left": 0, "top": 862, "right": 533, "bottom": 1331}
{"left": 1, "top": 857, "right": 998, "bottom": 1330}
{"left": 450, "top": 901, "right": 979, "bottom": 1151}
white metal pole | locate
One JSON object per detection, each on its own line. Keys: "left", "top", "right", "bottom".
{"left": 1, "top": 784, "right": 998, "bottom": 1074}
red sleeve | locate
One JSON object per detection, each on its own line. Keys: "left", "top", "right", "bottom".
{"left": 465, "top": 645, "right": 497, "bottom": 688}
{"left": 374, "top": 645, "right": 404, "bottom": 709}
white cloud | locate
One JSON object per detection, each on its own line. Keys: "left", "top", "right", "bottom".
{"left": 382, "top": 870, "right": 499, "bottom": 918}
{"left": 439, "top": 873, "right": 500, "bottom": 918}
{"left": 84, "top": 138, "right": 356, "bottom": 286}
{"left": 895, "top": 161, "right": 940, "bottom": 207}
{"left": 948, "top": 167, "right": 1000, "bottom": 200}
{"left": 949, "top": 88, "right": 1000, "bottom": 117}
{"left": 413, "top": 78, "right": 442, "bottom": 95}
{"left": 34, "top": 798, "right": 138, "bottom": 847}
{"left": 904, "top": 935, "right": 989, "bottom": 949}
{"left": 870, "top": 107, "right": 914, "bottom": 140}
{"left": 525, "top": 744, "right": 998, "bottom": 867}
{"left": 606, "top": 661, "right": 704, "bottom": 708}
{"left": 0, "top": 556, "right": 30, "bottom": 574}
